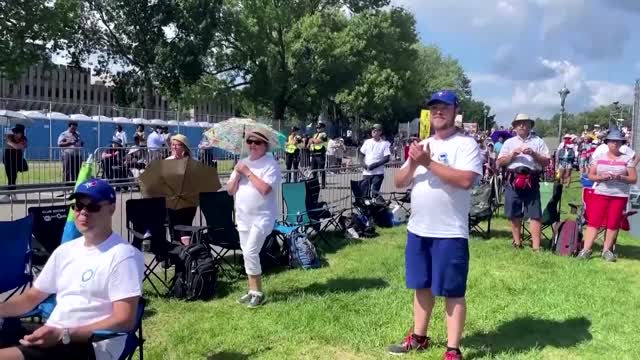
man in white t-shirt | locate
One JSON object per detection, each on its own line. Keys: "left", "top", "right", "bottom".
{"left": 0, "top": 179, "right": 144, "bottom": 360}
{"left": 359, "top": 124, "right": 391, "bottom": 197}
{"left": 388, "top": 90, "right": 482, "bottom": 360}
{"left": 147, "top": 126, "right": 166, "bottom": 161}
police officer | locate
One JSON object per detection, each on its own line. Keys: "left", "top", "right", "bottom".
{"left": 285, "top": 126, "right": 303, "bottom": 182}
{"left": 309, "top": 121, "right": 328, "bottom": 188}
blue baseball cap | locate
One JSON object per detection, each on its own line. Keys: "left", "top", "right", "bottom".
{"left": 69, "top": 178, "right": 116, "bottom": 204}
{"left": 427, "top": 90, "right": 459, "bottom": 107}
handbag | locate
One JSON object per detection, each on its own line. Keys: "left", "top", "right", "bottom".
{"left": 18, "top": 158, "right": 28, "bottom": 173}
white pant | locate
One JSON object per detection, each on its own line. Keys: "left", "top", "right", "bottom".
{"left": 239, "top": 225, "right": 269, "bottom": 276}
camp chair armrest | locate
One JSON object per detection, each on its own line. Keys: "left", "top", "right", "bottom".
{"left": 173, "top": 225, "right": 205, "bottom": 233}
{"left": 91, "top": 330, "right": 129, "bottom": 342}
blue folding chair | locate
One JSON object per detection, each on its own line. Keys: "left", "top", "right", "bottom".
{"left": 0, "top": 215, "right": 34, "bottom": 301}
{"left": 91, "top": 297, "right": 146, "bottom": 360}
{"left": 276, "top": 182, "right": 330, "bottom": 246}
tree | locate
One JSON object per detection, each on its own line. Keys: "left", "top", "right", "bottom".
{"left": 458, "top": 98, "right": 495, "bottom": 131}
{"left": 207, "top": 0, "right": 404, "bottom": 121}
{"left": 0, "top": 0, "right": 80, "bottom": 79}
{"left": 67, "top": 0, "right": 222, "bottom": 108}
{"left": 534, "top": 103, "right": 633, "bottom": 137}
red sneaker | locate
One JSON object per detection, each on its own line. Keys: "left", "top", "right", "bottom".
{"left": 444, "top": 350, "right": 463, "bottom": 360}
{"left": 387, "top": 332, "right": 430, "bottom": 355}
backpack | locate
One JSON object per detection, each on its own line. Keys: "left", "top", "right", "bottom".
{"left": 372, "top": 204, "right": 394, "bottom": 228}
{"left": 287, "top": 230, "right": 320, "bottom": 269}
{"left": 259, "top": 232, "right": 287, "bottom": 271}
{"left": 172, "top": 244, "right": 217, "bottom": 300}
{"left": 552, "top": 220, "right": 582, "bottom": 256}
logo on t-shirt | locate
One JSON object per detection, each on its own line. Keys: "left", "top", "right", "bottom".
{"left": 81, "top": 269, "right": 95, "bottom": 282}
{"left": 438, "top": 152, "right": 449, "bottom": 166}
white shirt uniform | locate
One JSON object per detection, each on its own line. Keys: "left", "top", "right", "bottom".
{"left": 498, "top": 134, "right": 550, "bottom": 171}
{"left": 406, "top": 133, "right": 483, "bottom": 239}
{"left": 360, "top": 138, "right": 391, "bottom": 176}
{"left": 34, "top": 234, "right": 144, "bottom": 360}
{"left": 229, "top": 154, "right": 282, "bottom": 235}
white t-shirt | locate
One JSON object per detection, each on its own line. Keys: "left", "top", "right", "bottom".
{"left": 229, "top": 154, "right": 282, "bottom": 234}
{"left": 34, "top": 233, "right": 144, "bottom": 360}
{"left": 593, "top": 143, "right": 635, "bottom": 159}
{"left": 406, "top": 133, "right": 483, "bottom": 239}
{"left": 498, "top": 135, "right": 550, "bottom": 171}
{"left": 360, "top": 138, "right": 391, "bottom": 175}
{"left": 146, "top": 131, "right": 165, "bottom": 149}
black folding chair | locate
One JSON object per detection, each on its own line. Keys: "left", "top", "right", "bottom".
{"left": 469, "top": 182, "right": 494, "bottom": 239}
{"left": 126, "top": 197, "right": 177, "bottom": 296}
{"left": 305, "top": 176, "right": 345, "bottom": 233}
{"left": 350, "top": 180, "right": 377, "bottom": 217}
{"left": 522, "top": 182, "right": 563, "bottom": 247}
{"left": 28, "top": 205, "right": 68, "bottom": 271}
{"left": 176, "top": 192, "right": 242, "bottom": 278}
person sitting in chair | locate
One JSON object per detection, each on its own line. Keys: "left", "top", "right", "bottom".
{"left": 0, "top": 179, "right": 144, "bottom": 360}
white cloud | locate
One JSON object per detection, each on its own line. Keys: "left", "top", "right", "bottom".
{"left": 471, "top": 58, "right": 633, "bottom": 124}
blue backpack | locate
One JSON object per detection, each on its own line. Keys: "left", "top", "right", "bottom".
{"left": 287, "top": 230, "right": 320, "bottom": 269}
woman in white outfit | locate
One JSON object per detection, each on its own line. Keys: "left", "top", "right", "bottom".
{"left": 227, "top": 129, "right": 282, "bottom": 308}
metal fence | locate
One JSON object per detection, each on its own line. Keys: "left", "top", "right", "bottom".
{"left": 0, "top": 145, "right": 363, "bottom": 188}
{"left": 0, "top": 165, "right": 406, "bottom": 237}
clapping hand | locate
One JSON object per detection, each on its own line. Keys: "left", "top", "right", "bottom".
{"left": 522, "top": 147, "right": 535, "bottom": 156}
{"left": 409, "top": 141, "right": 431, "bottom": 168}
{"left": 234, "top": 162, "right": 250, "bottom": 177}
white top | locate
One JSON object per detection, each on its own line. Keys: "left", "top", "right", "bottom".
{"left": 147, "top": 131, "right": 165, "bottom": 149}
{"left": 34, "top": 233, "right": 144, "bottom": 360}
{"left": 593, "top": 143, "right": 635, "bottom": 158}
{"left": 326, "top": 139, "right": 337, "bottom": 156}
{"left": 360, "top": 138, "right": 391, "bottom": 175}
{"left": 406, "top": 133, "right": 483, "bottom": 238}
{"left": 114, "top": 131, "right": 127, "bottom": 146}
{"left": 228, "top": 154, "right": 282, "bottom": 234}
{"left": 498, "top": 134, "right": 550, "bottom": 170}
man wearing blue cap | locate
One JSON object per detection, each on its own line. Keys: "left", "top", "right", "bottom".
{"left": 0, "top": 179, "right": 144, "bottom": 360}
{"left": 390, "top": 90, "right": 482, "bottom": 360}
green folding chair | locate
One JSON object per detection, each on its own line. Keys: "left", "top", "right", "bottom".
{"left": 522, "top": 181, "right": 563, "bottom": 247}
{"left": 280, "top": 182, "right": 329, "bottom": 246}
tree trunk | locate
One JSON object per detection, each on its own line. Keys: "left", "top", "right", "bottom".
{"left": 272, "top": 93, "right": 287, "bottom": 123}
{"left": 143, "top": 77, "right": 154, "bottom": 111}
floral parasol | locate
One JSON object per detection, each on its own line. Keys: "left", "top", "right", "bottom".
{"left": 203, "top": 117, "right": 284, "bottom": 155}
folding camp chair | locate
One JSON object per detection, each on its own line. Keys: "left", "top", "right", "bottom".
{"left": 350, "top": 180, "right": 378, "bottom": 217}
{"left": 305, "top": 176, "right": 345, "bottom": 233}
{"left": 126, "top": 197, "right": 177, "bottom": 296}
{"left": 279, "top": 182, "right": 330, "bottom": 246}
{"left": 469, "top": 181, "right": 494, "bottom": 239}
{"left": 522, "top": 182, "right": 563, "bottom": 247}
{"left": 175, "top": 192, "right": 243, "bottom": 278}
{"left": 28, "top": 205, "right": 68, "bottom": 271}
{"left": 91, "top": 297, "right": 146, "bottom": 360}
{"left": 387, "top": 190, "right": 411, "bottom": 214}
{"left": 0, "top": 215, "right": 34, "bottom": 301}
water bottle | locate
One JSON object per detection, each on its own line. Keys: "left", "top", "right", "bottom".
{"left": 142, "top": 230, "right": 152, "bottom": 252}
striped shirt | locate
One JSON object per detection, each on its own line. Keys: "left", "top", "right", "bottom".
{"left": 591, "top": 152, "right": 634, "bottom": 197}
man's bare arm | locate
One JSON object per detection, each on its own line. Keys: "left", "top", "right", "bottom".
{"left": 69, "top": 297, "right": 139, "bottom": 342}
{"left": 0, "top": 287, "right": 50, "bottom": 318}
{"left": 428, "top": 162, "right": 477, "bottom": 190}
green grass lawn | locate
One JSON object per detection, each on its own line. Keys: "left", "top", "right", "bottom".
{"left": 140, "top": 182, "right": 640, "bottom": 360}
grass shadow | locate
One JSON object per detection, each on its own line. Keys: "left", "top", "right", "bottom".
{"left": 270, "top": 277, "right": 388, "bottom": 302}
{"left": 465, "top": 316, "right": 592, "bottom": 358}
{"left": 205, "top": 351, "right": 251, "bottom": 360}
{"left": 615, "top": 243, "right": 640, "bottom": 261}
{"left": 316, "top": 230, "right": 362, "bottom": 255}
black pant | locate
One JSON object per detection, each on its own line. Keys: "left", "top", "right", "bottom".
{"left": 285, "top": 152, "right": 300, "bottom": 182}
{"left": 168, "top": 206, "right": 198, "bottom": 242}
{"left": 361, "top": 174, "right": 384, "bottom": 197}
{"left": 3, "top": 150, "right": 19, "bottom": 191}
{"left": 311, "top": 153, "right": 326, "bottom": 188}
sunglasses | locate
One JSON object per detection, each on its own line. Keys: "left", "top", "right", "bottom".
{"left": 71, "top": 202, "right": 103, "bottom": 213}
{"left": 246, "top": 139, "right": 265, "bottom": 145}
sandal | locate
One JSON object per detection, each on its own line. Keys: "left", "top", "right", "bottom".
{"left": 512, "top": 242, "right": 524, "bottom": 249}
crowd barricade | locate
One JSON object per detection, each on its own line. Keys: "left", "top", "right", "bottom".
{"left": 0, "top": 164, "right": 405, "bottom": 236}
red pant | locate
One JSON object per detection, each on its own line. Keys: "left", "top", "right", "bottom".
{"left": 586, "top": 193, "right": 628, "bottom": 230}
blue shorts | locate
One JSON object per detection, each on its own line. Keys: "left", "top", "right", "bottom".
{"left": 405, "top": 232, "right": 469, "bottom": 298}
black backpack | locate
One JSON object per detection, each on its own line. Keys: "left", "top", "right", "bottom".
{"left": 172, "top": 244, "right": 217, "bottom": 301}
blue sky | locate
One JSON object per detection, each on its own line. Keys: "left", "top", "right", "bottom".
{"left": 392, "top": 0, "right": 640, "bottom": 125}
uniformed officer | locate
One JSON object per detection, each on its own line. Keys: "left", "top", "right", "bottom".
{"left": 285, "top": 126, "right": 303, "bottom": 182}
{"left": 309, "top": 122, "right": 328, "bottom": 188}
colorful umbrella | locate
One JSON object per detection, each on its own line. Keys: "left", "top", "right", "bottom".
{"left": 203, "top": 117, "right": 283, "bottom": 155}
{"left": 61, "top": 155, "right": 95, "bottom": 243}
{"left": 490, "top": 130, "right": 513, "bottom": 143}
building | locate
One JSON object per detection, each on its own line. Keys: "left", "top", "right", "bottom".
{"left": 0, "top": 63, "right": 233, "bottom": 121}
